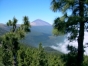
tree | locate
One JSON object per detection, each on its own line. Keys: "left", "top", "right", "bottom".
{"left": 83, "top": 56, "right": 88, "bottom": 66}
{"left": 2, "top": 50, "right": 12, "bottom": 66}
{"left": 35, "top": 43, "right": 48, "bottom": 66}
{"left": 61, "top": 45, "right": 78, "bottom": 66}
{"left": 17, "top": 45, "right": 27, "bottom": 66}
{"left": 51, "top": 0, "right": 88, "bottom": 66}
{"left": 1, "top": 16, "right": 31, "bottom": 66}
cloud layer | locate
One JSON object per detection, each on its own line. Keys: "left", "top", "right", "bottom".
{"left": 51, "top": 32, "right": 88, "bottom": 55}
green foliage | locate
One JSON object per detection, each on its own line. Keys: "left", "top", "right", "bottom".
{"left": 51, "top": 0, "right": 88, "bottom": 66}
{"left": 2, "top": 51, "right": 13, "bottom": 66}
{"left": 23, "top": 16, "right": 31, "bottom": 32}
{"left": 52, "top": 28, "right": 65, "bottom": 36}
{"left": 50, "top": 0, "right": 88, "bottom": 42}
{"left": 0, "top": 42, "right": 88, "bottom": 66}
{"left": 0, "top": 47, "right": 4, "bottom": 66}
{"left": 17, "top": 43, "right": 64, "bottom": 66}
{"left": 1, "top": 16, "right": 31, "bottom": 66}
{"left": 61, "top": 45, "right": 88, "bottom": 66}
{"left": 83, "top": 56, "right": 88, "bottom": 66}
{"left": 61, "top": 45, "right": 78, "bottom": 66}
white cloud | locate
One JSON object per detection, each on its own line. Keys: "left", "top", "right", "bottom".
{"left": 51, "top": 32, "right": 88, "bottom": 55}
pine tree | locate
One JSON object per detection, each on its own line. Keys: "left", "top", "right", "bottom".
{"left": 51, "top": 0, "right": 88, "bottom": 66}
{"left": 38, "top": 43, "right": 48, "bottom": 66}
{"left": 1, "top": 16, "right": 31, "bottom": 66}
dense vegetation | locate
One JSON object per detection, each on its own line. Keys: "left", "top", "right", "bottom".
{"left": 0, "top": 16, "right": 31, "bottom": 66}
{"left": 0, "top": 43, "right": 63, "bottom": 66}
{"left": 0, "top": 43, "right": 88, "bottom": 66}
{"left": 17, "top": 43, "right": 63, "bottom": 66}
{"left": 51, "top": 0, "right": 88, "bottom": 66}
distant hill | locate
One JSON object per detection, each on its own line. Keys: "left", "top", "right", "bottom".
{"left": 30, "top": 19, "right": 51, "bottom": 26}
{"left": 44, "top": 46, "right": 63, "bottom": 54}
{"left": 0, "top": 23, "right": 10, "bottom": 35}
{"left": 30, "top": 26, "right": 53, "bottom": 34}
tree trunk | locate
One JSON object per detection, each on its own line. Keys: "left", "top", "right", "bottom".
{"left": 77, "top": 23, "right": 84, "bottom": 66}
{"left": 13, "top": 53, "right": 17, "bottom": 66}
{"left": 77, "top": 0, "right": 84, "bottom": 66}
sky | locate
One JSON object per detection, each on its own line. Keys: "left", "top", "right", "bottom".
{"left": 0, "top": 0, "right": 64, "bottom": 24}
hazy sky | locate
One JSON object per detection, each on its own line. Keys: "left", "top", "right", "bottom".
{"left": 0, "top": 0, "right": 64, "bottom": 24}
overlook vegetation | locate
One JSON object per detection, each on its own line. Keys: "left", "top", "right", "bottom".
{"left": 51, "top": 0, "right": 88, "bottom": 66}
{"left": 0, "top": 43, "right": 64, "bottom": 66}
{"left": 0, "top": 42, "right": 88, "bottom": 66}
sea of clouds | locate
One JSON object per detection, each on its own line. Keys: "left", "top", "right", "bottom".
{"left": 51, "top": 32, "right": 88, "bottom": 55}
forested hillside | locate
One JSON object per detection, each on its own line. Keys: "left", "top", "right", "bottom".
{"left": 0, "top": 43, "right": 64, "bottom": 66}
{"left": 0, "top": 44, "right": 88, "bottom": 66}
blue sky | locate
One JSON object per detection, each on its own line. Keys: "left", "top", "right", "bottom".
{"left": 0, "top": 0, "right": 64, "bottom": 24}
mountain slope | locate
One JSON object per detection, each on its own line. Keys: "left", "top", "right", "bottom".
{"left": 22, "top": 25, "right": 65, "bottom": 47}
{"left": 30, "top": 19, "right": 51, "bottom": 26}
{"left": 0, "top": 23, "right": 10, "bottom": 35}
{"left": 30, "top": 26, "right": 53, "bottom": 34}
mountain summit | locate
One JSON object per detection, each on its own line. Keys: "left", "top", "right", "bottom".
{"left": 30, "top": 19, "right": 51, "bottom": 26}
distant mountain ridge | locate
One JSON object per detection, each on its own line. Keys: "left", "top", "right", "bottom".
{"left": 0, "top": 23, "right": 10, "bottom": 35}
{"left": 30, "top": 19, "right": 51, "bottom": 26}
